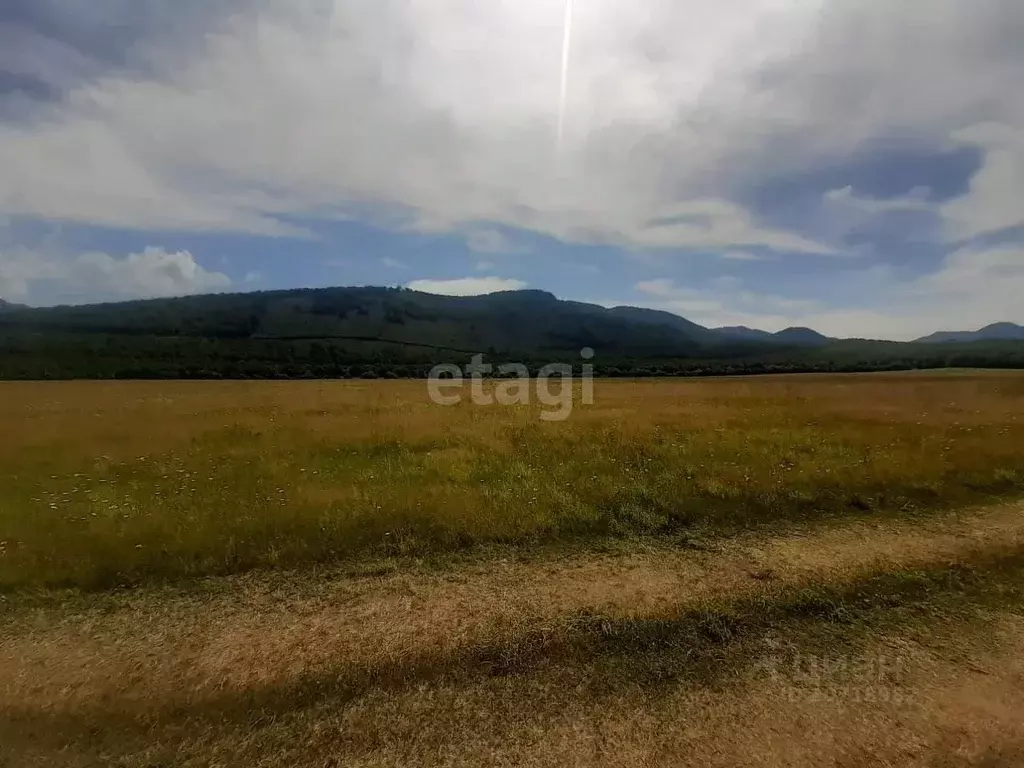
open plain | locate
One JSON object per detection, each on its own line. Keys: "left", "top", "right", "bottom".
{"left": 3, "top": 373, "right": 1024, "bottom": 766}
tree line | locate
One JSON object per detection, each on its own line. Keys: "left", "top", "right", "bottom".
{"left": 3, "top": 332, "right": 1023, "bottom": 380}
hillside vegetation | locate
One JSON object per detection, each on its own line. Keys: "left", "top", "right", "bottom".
{"left": 2, "top": 286, "right": 1024, "bottom": 379}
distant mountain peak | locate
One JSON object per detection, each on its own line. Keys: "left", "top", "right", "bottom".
{"left": 0, "top": 298, "right": 29, "bottom": 313}
{"left": 606, "top": 305, "right": 715, "bottom": 342}
{"left": 915, "top": 322, "right": 1024, "bottom": 344}
{"left": 769, "top": 327, "right": 832, "bottom": 346}
{"left": 713, "top": 325, "right": 830, "bottom": 346}
{"left": 495, "top": 289, "right": 558, "bottom": 300}
{"left": 712, "top": 326, "right": 774, "bottom": 341}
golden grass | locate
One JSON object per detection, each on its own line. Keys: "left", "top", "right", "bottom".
{"left": 3, "top": 500, "right": 1023, "bottom": 711}
{"left": 4, "top": 370, "right": 1024, "bottom": 766}
{"left": 4, "top": 506, "right": 1024, "bottom": 767}
{"left": 2, "top": 373, "right": 1024, "bottom": 589}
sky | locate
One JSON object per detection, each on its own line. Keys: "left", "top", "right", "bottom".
{"left": 1, "top": 0, "right": 1023, "bottom": 341}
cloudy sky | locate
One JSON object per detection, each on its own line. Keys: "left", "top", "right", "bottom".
{"left": 1, "top": 0, "right": 1022, "bottom": 340}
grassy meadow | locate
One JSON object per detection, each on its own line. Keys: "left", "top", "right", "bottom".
{"left": 5, "top": 373, "right": 1024, "bottom": 767}
{"left": 2, "top": 373, "right": 1024, "bottom": 590}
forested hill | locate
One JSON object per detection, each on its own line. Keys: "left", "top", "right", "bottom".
{"left": 1, "top": 286, "right": 1023, "bottom": 379}
{"left": 0, "top": 287, "right": 708, "bottom": 355}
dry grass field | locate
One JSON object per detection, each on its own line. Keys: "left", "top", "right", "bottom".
{"left": 3, "top": 373, "right": 1024, "bottom": 590}
{"left": 3, "top": 373, "right": 1024, "bottom": 766}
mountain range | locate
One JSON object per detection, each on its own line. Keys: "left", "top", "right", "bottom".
{"left": 0, "top": 288, "right": 1017, "bottom": 349}
{"left": 3, "top": 286, "right": 1024, "bottom": 380}
{"left": 0, "top": 287, "right": 835, "bottom": 355}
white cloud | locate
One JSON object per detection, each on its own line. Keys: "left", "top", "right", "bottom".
{"left": 941, "top": 123, "right": 1024, "bottom": 242}
{"left": 0, "top": 247, "right": 43, "bottom": 301}
{"left": 406, "top": 276, "right": 528, "bottom": 296}
{"left": 0, "top": 246, "right": 230, "bottom": 305}
{"left": 824, "top": 186, "right": 933, "bottom": 215}
{"left": 465, "top": 230, "right": 528, "bottom": 255}
{"left": 635, "top": 278, "right": 823, "bottom": 326}
{"left": 0, "top": 0, "right": 868, "bottom": 252}
{"left": 634, "top": 279, "right": 683, "bottom": 299}
{"left": 720, "top": 250, "right": 767, "bottom": 262}
{"left": 818, "top": 187, "right": 940, "bottom": 245}
{"left": 911, "top": 243, "right": 1024, "bottom": 324}
{"left": 474, "top": 260, "right": 496, "bottom": 271}
{"left": 0, "top": 119, "right": 311, "bottom": 237}
{"left": 631, "top": 243, "right": 1024, "bottom": 340}
{"left": 628, "top": 200, "right": 832, "bottom": 253}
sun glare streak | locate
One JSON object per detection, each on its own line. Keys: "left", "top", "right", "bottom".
{"left": 557, "top": 0, "right": 574, "bottom": 153}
